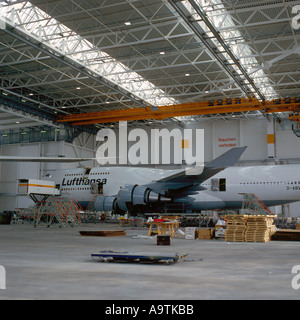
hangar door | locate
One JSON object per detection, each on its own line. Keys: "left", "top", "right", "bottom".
{"left": 211, "top": 178, "right": 226, "bottom": 192}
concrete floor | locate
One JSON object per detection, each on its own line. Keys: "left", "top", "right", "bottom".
{"left": 0, "top": 222, "right": 300, "bottom": 300}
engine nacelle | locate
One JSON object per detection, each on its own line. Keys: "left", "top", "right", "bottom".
{"left": 94, "top": 196, "right": 117, "bottom": 212}
{"left": 117, "top": 185, "right": 137, "bottom": 211}
{"left": 94, "top": 185, "right": 170, "bottom": 212}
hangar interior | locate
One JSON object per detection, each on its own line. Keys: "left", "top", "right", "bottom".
{"left": 1, "top": 0, "right": 300, "bottom": 217}
{"left": 2, "top": 0, "right": 300, "bottom": 301}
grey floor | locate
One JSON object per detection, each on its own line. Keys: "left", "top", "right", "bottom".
{"left": 0, "top": 222, "right": 300, "bottom": 300}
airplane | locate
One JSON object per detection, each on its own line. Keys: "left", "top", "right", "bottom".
{"left": 24, "top": 146, "right": 300, "bottom": 216}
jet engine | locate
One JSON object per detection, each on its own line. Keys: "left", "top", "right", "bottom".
{"left": 94, "top": 196, "right": 117, "bottom": 212}
{"left": 94, "top": 184, "right": 170, "bottom": 213}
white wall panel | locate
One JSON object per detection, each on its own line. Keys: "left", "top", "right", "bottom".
{"left": 276, "top": 130, "right": 300, "bottom": 160}
{"left": 239, "top": 120, "right": 267, "bottom": 161}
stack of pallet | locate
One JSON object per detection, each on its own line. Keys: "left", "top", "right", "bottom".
{"left": 224, "top": 215, "right": 247, "bottom": 242}
{"left": 244, "top": 216, "right": 275, "bottom": 243}
{"left": 224, "top": 215, "right": 275, "bottom": 242}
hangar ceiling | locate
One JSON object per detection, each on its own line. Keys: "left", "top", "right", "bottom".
{"left": 0, "top": 0, "right": 300, "bottom": 131}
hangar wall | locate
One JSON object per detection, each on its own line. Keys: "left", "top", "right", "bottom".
{"left": 1, "top": 118, "right": 300, "bottom": 216}
{"left": 0, "top": 131, "right": 96, "bottom": 211}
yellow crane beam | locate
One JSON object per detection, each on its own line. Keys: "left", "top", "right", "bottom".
{"left": 56, "top": 97, "right": 300, "bottom": 125}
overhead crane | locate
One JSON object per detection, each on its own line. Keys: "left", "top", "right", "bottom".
{"left": 57, "top": 97, "right": 300, "bottom": 126}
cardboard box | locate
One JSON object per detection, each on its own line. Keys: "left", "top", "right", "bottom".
{"left": 185, "top": 227, "right": 196, "bottom": 239}
{"left": 196, "top": 228, "right": 213, "bottom": 239}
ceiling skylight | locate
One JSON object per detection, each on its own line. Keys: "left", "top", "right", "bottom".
{"left": 181, "top": 0, "right": 278, "bottom": 100}
{"left": 2, "top": 1, "right": 177, "bottom": 107}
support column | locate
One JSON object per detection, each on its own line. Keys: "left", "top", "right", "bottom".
{"left": 267, "top": 117, "right": 276, "bottom": 164}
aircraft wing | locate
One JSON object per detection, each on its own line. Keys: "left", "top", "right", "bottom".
{"left": 0, "top": 156, "right": 96, "bottom": 162}
{"left": 147, "top": 146, "right": 247, "bottom": 194}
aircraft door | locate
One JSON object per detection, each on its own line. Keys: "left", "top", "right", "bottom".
{"left": 211, "top": 179, "right": 219, "bottom": 191}
{"left": 91, "top": 182, "right": 104, "bottom": 195}
{"left": 219, "top": 178, "right": 226, "bottom": 192}
{"left": 211, "top": 178, "right": 226, "bottom": 192}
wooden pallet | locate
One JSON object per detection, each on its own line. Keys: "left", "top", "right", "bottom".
{"left": 79, "top": 230, "right": 126, "bottom": 237}
{"left": 271, "top": 229, "right": 300, "bottom": 241}
{"left": 244, "top": 230, "right": 271, "bottom": 243}
{"left": 224, "top": 215, "right": 275, "bottom": 242}
{"left": 225, "top": 215, "right": 247, "bottom": 241}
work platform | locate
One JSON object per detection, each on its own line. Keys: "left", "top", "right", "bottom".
{"left": 18, "top": 178, "right": 60, "bottom": 202}
{"left": 91, "top": 251, "right": 188, "bottom": 265}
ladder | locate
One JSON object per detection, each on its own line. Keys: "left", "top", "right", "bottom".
{"left": 240, "top": 193, "right": 274, "bottom": 215}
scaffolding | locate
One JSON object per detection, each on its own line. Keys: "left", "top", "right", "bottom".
{"left": 31, "top": 196, "right": 81, "bottom": 228}
{"left": 240, "top": 193, "right": 274, "bottom": 216}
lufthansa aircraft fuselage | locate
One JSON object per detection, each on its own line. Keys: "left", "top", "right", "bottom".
{"left": 49, "top": 164, "right": 300, "bottom": 213}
